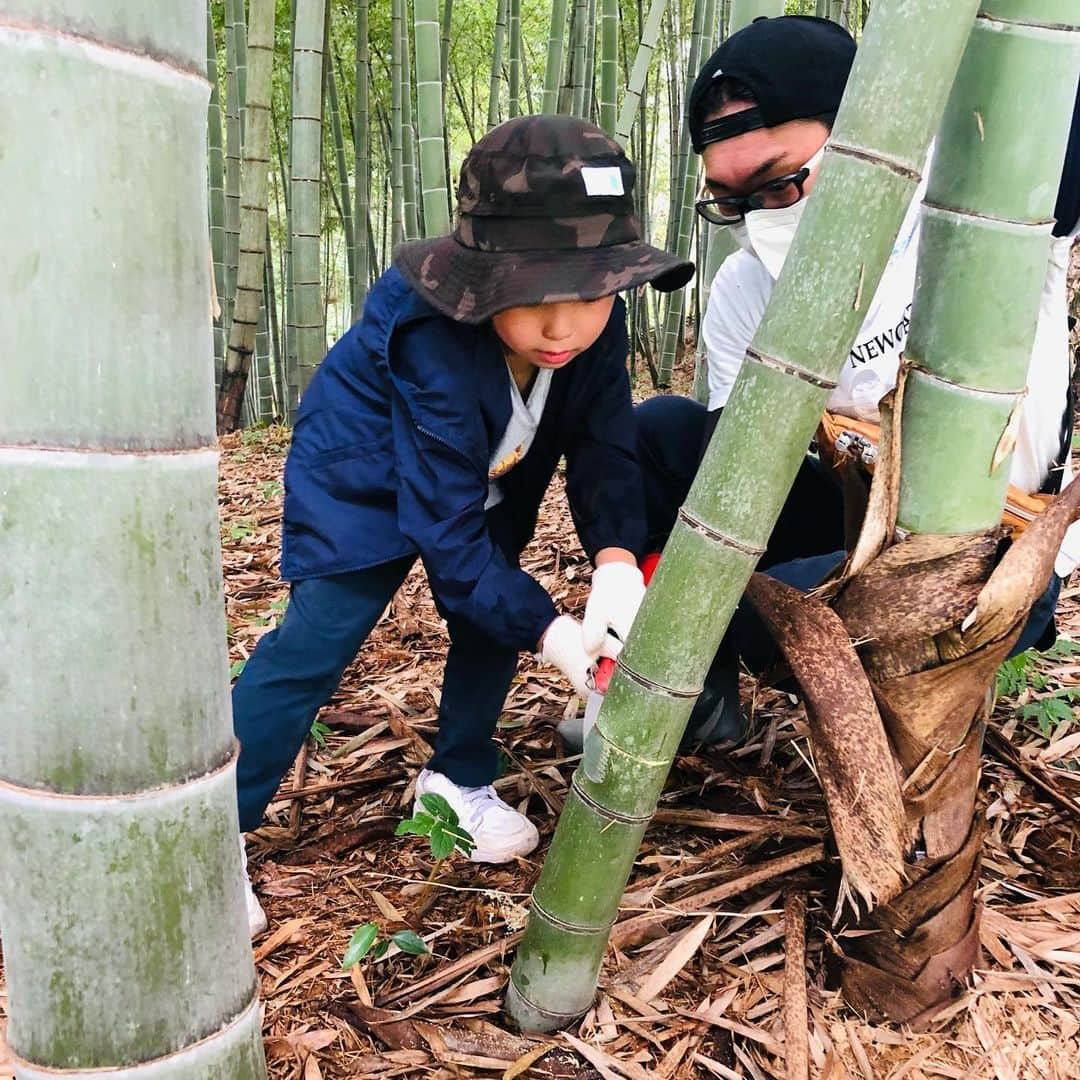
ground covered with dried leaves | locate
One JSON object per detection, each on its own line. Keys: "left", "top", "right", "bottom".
{"left": 1, "top": 415, "right": 1078, "bottom": 1080}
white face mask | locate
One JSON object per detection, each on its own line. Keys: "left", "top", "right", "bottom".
{"left": 727, "top": 199, "right": 809, "bottom": 280}
{"left": 724, "top": 144, "right": 825, "bottom": 280}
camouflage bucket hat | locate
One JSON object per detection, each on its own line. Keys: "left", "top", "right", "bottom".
{"left": 393, "top": 115, "right": 694, "bottom": 324}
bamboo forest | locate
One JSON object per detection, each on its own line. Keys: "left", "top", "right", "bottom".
{"left": 5, "top": 1, "right": 1080, "bottom": 1077}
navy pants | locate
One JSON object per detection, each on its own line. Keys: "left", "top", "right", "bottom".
{"left": 636, "top": 394, "right": 1061, "bottom": 673}
{"left": 233, "top": 503, "right": 527, "bottom": 832}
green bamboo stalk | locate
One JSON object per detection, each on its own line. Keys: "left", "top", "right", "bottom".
{"left": 522, "top": 24, "right": 537, "bottom": 112}
{"left": 656, "top": 0, "right": 712, "bottom": 387}
{"left": 615, "top": 0, "right": 668, "bottom": 147}
{"left": 265, "top": 227, "right": 285, "bottom": 416}
{"left": 282, "top": 0, "right": 299, "bottom": 420}
{"left": 662, "top": 1, "right": 680, "bottom": 249}
{"left": 217, "top": 0, "right": 277, "bottom": 432}
{"left": 0, "top": 5, "right": 266, "bottom": 1073}
{"left": 598, "top": 0, "right": 618, "bottom": 134}
{"left": 290, "top": 0, "right": 326, "bottom": 394}
{"left": 440, "top": 0, "right": 454, "bottom": 86}
{"left": 326, "top": 51, "right": 356, "bottom": 295}
{"left": 439, "top": 0, "right": 455, "bottom": 222}
{"left": 582, "top": 0, "right": 598, "bottom": 120}
{"left": 223, "top": 0, "right": 241, "bottom": 341}
{"left": 570, "top": 0, "right": 588, "bottom": 117}
{"left": 233, "top": 0, "right": 248, "bottom": 140}
{"left": 390, "top": 0, "right": 407, "bottom": 245}
{"left": 508, "top": 0, "right": 523, "bottom": 117}
{"left": 899, "top": 2, "right": 1080, "bottom": 536}
{"left": 207, "top": 5, "right": 227, "bottom": 385}
{"left": 354, "top": 0, "right": 372, "bottom": 315}
{"left": 542, "top": 0, "right": 570, "bottom": 114}
{"left": 413, "top": 0, "right": 452, "bottom": 236}
{"left": 505, "top": 0, "right": 983, "bottom": 1033}
{"left": 489, "top": 0, "right": 509, "bottom": 128}
{"left": 400, "top": 9, "right": 421, "bottom": 238}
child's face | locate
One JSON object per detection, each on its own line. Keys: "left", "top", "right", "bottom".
{"left": 491, "top": 295, "right": 616, "bottom": 371}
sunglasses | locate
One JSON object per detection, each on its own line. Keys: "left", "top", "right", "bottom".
{"left": 695, "top": 146, "right": 826, "bottom": 226}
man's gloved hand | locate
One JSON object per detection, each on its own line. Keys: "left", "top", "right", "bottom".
{"left": 582, "top": 561, "right": 646, "bottom": 658}
{"left": 539, "top": 615, "right": 597, "bottom": 699}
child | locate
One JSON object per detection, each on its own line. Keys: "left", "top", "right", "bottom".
{"left": 233, "top": 115, "right": 693, "bottom": 932}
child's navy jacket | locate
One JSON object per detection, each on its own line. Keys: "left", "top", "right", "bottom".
{"left": 281, "top": 268, "right": 646, "bottom": 652}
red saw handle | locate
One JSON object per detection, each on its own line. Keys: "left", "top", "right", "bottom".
{"left": 593, "top": 552, "right": 661, "bottom": 694}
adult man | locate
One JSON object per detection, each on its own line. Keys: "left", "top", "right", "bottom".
{"left": 634, "top": 15, "right": 1079, "bottom": 742}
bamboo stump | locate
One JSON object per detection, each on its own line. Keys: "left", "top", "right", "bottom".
{"left": 747, "top": 479, "right": 1080, "bottom": 1026}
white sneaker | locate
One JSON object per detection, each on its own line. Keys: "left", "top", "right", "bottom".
{"left": 414, "top": 769, "right": 540, "bottom": 864}
{"left": 239, "top": 835, "right": 268, "bottom": 937}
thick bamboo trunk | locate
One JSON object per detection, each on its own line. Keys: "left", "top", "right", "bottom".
{"left": 414, "top": 0, "right": 452, "bottom": 236}
{"left": 505, "top": 0, "right": 983, "bottom": 1033}
{"left": 290, "top": 0, "right": 326, "bottom": 394}
{"left": 218, "top": 0, "right": 278, "bottom": 433}
{"left": 0, "top": 6, "right": 265, "bottom": 1075}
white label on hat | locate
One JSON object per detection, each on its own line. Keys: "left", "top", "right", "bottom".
{"left": 581, "top": 166, "right": 624, "bottom": 197}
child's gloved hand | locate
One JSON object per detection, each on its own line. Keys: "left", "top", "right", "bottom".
{"left": 539, "top": 615, "right": 599, "bottom": 699}
{"left": 582, "top": 562, "right": 646, "bottom": 658}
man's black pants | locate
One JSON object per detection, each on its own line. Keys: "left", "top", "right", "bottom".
{"left": 634, "top": 394, "right": 1061, "bottom": 673}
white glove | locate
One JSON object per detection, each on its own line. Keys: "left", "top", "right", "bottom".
{"left": 539, "top": 615, "right": 595, "bottom": 699}
{"left": 582, "top": 562, "right": 646, "bottom": 658}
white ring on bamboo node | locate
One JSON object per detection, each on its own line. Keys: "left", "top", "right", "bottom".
{"left": 6, "top": 994, "right": 261, "bottom": 1078}
{"left": 0, "top": 743, "right": 239, "bottom": 806}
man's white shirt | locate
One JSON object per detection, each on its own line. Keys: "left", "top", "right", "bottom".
{"left": 701, "top": 184, "right": 1078, "bottom": 577}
